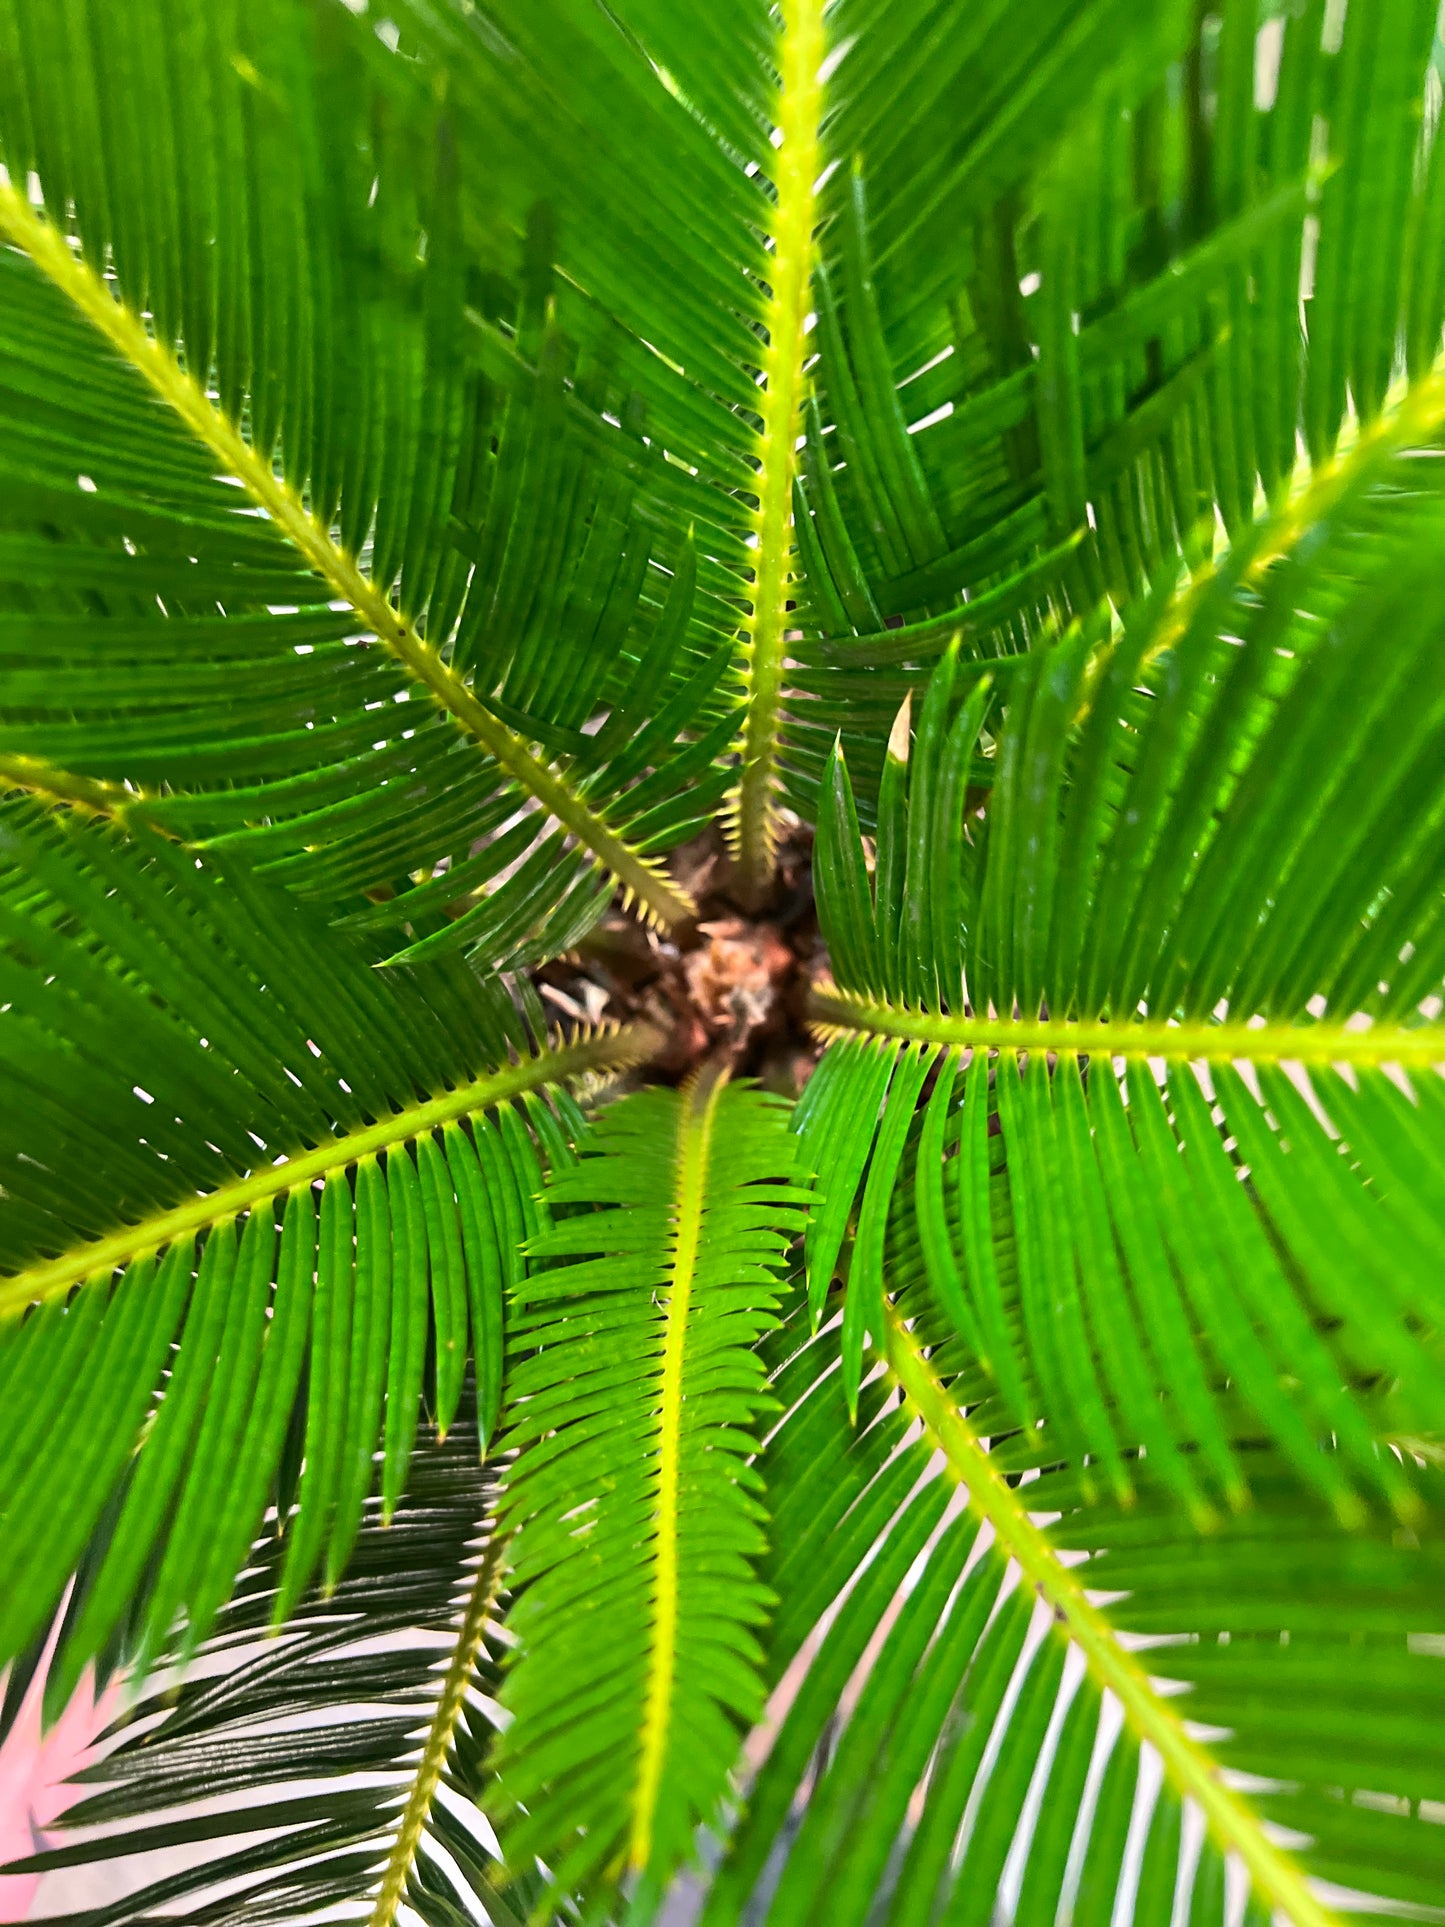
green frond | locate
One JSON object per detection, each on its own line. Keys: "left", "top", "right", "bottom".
{"left": 0, "top": 3, "right": 741, "bottom": 948}
{"left": 728, "top": 0, "right": 824, "bottom": 897}
{"left": 488, "top": 1071, "right": 810, "bottom": 1916}
{"left": 700, "top": 1299, "right": 1445, "bottom": 1927}
{"left": 0, "top": 792, "right": 650, "bottom": 1699}
{"left": 366, "top": 1524, "right": 510, "bottom": 1927}
{"left": 6, "top": 1424, "right": 523, "bottom": 1927}
{"left": 810, "top": 991, "right": 1445, "bottom": 1070}
{"left": 4, "top": 2, "right": 1445, "bottom": 1919}
{"left": 9, "top": 0, "right": 1440, "bottom": 901}
{"left": 777, "top": 0, "right": 1445, "bottom": 823}
{"left": 801, "top": 456, "right": 1445, "bottom": 1504}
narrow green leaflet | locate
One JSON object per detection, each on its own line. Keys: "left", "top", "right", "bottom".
{"left": 0, "top": 792, "right": 647, "bottom": 1696}
{"left": 488, "top": 1071, "right": 809, "bottom": 1915}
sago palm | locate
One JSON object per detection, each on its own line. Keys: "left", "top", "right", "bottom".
{"left": 2, "top": 1, "right": 1444, "bottom": 1922}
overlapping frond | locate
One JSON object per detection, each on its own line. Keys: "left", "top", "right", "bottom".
{"left": 380, "top": 0, "right": 776, "bottom": 475}
{"left": 5, "top": 3, "right": 1445, "bottom": 1922}
{"left": 7, "top": 1422, "right": 517, "bottom": 1927}
{"left": 700, "top": 1297, "right": 1445, "bottom": 1927}
{"left": 7, "top": 0, "right": 1437, "bottom": 908}
{"left": 782, "top": 0, "right": 1445, "bottom": 824}
{"left": 0, "top": 0, "right": 752, "bottom": 951}
{"left": 487, "top": 1072, "right": 809, "bottom": 1915}
{"left": 826, "top": 0, "right": 1193, "bottom": 343}
{"left": 0, "top": 791, "right": 648, "bottom": 1699}
{"left": 384, "top": 0, "right": 823, "bottom": 887}
{"left": 801, "top": 447, "right": 1445, "bottom": 1508}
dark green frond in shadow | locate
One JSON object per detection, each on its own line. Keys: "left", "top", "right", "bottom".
{"left": 5, "top": 1425, "right": 515, "bottom": 1927}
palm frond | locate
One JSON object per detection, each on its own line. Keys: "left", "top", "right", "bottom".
{"left": 700, "top": 1295, "right": 1445, "bottom": 1927}
{"left": 0, "top": 0, "right": 751, "bottom": 948}
{"left": 7, "top": 1421, "right": 517, "bottom": 1927}
{"left": 800, "top": 441, "right": 1445, "bottom": 1507}
{"left": 9, "top": 0, "right": 1439, "bottom": 910}
{"left": 4, "top": 4, "right": 1445, "bottom": 1921}
{"left": 0, "top": 791, "right": 650, "bottom": 1700}
{"left": 725, "top": 0, "right": 822, "bottom": 896}
{"left": 782, "top": 0, "right": 1445, "bottom": 819}
{"left": 487, "top": 1071, "right": 810, "bottom": 1915}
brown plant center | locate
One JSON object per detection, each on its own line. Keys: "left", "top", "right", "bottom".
{"left": 533, "top": 819, "right": 826, "bottom": 1092}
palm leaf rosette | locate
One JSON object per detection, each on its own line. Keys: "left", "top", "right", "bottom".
{"left": 1, "top": 2, "right": 1444, "bottom": 1924}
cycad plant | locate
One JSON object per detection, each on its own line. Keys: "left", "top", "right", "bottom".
{"left": 3, "top": 1, "right": 1445, "bottom": 1921}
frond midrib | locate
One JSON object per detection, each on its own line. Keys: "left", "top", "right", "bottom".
{"left": 810, "top": 985, "right": 1443, "bottom": 1068}
{"left": 0, "top": 1027, "right": 653, "bottom": 1315}
{"left": 629, "top": 1059, "right": 728, "bottom": 1872}
{"left": 0, "top": 183, "right": 694, "bottom": 931}
{"left": 367, "top": 1531, "right": 509, "bottom": 1927}
{"left": 1085, "top": 365, "right": 1445, "bottom": 705}
{"left": 732, "top": 0, "right": 825, "bottom": 897}
{"left": 883, "top": 1306, "right": 1340, "bottom": 1927}
{"left": 0, "top": 754, "right": 173, "bottom": 832}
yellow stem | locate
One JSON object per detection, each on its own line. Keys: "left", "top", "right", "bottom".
{"left": 1086, "top": 367, "right": 1445, "bottom": 704}
{"left": 367, "top": 1531, "right": 509, "bottom": 1927}
{"left": 0, "top": 753, "right": 170, "bottom": 832}
{"left": 0, "top": 183, "right": 694, "bottom": 932}
{"left": 0, "top": 1027, "right": 657, "bottom": 1316}
{"left": 884, "top": 1308, "right": 1341, "bottom": 1927}
{"left": 809, "top": 985, "right": 1444, "bottom": 1069}
{"left": 732, "top": 0, "right": 825, "bottom": 901}
{"left": 629, "top": 1059, "right": 729, "bottom": 1872}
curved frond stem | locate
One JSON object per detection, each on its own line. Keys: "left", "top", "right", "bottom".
{"left": 367, "top": 1528, "right": 509, "bottom": 1927}
{"left": 0, "top": 183, "right": 694, "bottom": 932}
{"left": 809, "top": 985, "right": 1444, "bottom": 1069}
{"left": 0, "top": 753, "right": 172, "bottom": 833}
{"left": 630, "top": 1057, "right": 729, "bottom": 1873}
{"left": 1087, "top": 364, "right": 1445, "bottom": 706}
{"left": 731, "top": 0, "right": 825, "bottom": 902}
{"left": 883, "top": 1305, "right": 1341, "bottom": 1927}
{"left": 0, "top": 1025, "right": 657, "bottom": 1316}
